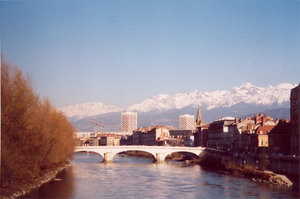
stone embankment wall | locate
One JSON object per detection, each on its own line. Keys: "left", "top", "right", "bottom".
{"left": 200, "top": 148, "right": 299, "bottom": 176}
{"left": 269, "top": 156, "right": 300, "bottom": 176}
{"left": 199, "top": 148, "right": 298, "bottom": 186}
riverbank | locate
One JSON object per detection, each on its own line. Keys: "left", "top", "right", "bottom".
{"left": 0, "top": 162, "right": 71, "bottom": 199}
{"left": 198, "top": 148, "right": 295, "bottom": 187}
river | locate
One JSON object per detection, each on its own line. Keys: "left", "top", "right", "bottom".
{"left": 22, "top": 152, "right": 299, "bottom": 199}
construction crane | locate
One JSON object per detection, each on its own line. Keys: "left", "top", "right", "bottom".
{"left": 89, "top": 119, "right": 104, "bottom": 133}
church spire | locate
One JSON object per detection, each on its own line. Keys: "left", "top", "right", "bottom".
{"left": 196, "top": 105, "right": 204, "bottom": 126}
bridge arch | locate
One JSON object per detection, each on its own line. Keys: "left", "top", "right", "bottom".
{"left": 74, "top": 149, "right": 105, "bottom": 160}
{"left": 166, "top": 151, "right": 200, "bottom": 161}
{"left": 113, "top": 150, "right": 156, "bottom": 162}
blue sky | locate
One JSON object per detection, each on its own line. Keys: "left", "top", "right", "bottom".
{"left": 1, "top": 0, "right": 299, "bottom": 108}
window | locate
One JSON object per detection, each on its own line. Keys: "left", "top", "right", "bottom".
{"left": 223, "top": 126, "right": 228, "bottom": 132}
{"left": 260, "top": 139, "right": 263, "bottom": 146}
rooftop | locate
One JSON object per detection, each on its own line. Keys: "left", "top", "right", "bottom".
{"left": 122, "top": 112, "right": 137, "bottom": 115}
{"left": 215, "top": 116, "right": 235, "bottom": 121}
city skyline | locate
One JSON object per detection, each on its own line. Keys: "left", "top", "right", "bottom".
{"left": 1, "top": 0, "right": 299, "bottom": 108}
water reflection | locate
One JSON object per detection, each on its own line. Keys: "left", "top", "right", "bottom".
{"left": 23, "top": 153, "right": 299, "bottom": 199}
{"left": 114, "top": 153, "right": 154, "bottom": 163}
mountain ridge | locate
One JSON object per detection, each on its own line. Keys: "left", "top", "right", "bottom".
{"left": 59, "top": 82, "right": 296, "bottom": 119}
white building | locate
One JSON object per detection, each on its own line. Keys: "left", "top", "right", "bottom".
{"left": 76, "top": 132, "right": 96, "bottom": 138}
{"left": 179, "top": 114, "right": 195, "bottom": 130}
{"left": 121, "top": 112, "right": 137, "bottom": 132}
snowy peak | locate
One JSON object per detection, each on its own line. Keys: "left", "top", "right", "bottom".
{"left": 236, "top": 82, "right": 256, "bottom": 89}
{"left": 59, "top": 102, "right": 123, "bottom": 119}
{"left": 232, "top": 82, "right": 262, "bottom": 94}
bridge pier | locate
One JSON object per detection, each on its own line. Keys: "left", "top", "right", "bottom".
{"left": 103, "top": 152, "right": 114, "bottom": 163}
{"left": 155, "top": 153, "right": 166, "bottom": 163}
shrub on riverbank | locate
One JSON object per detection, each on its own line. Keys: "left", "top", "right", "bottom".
{"left": 1, "top": 59, "right": 75, "bottom": 188}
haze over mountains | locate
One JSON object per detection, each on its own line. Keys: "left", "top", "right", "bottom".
{"left": 59, "top": 82, "right": 296, "bottom": 131}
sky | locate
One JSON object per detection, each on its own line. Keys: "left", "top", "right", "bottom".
{"left": 1, "top": 0, "right": 300, "bottom": 108}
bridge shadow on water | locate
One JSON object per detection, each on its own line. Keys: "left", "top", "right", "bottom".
{"left": 114, "top": 151, "right": 155, "bottom": 163}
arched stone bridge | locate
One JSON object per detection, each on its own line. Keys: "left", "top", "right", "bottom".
{"left": 74, "top": 146, "right": 206, "bottom": 163}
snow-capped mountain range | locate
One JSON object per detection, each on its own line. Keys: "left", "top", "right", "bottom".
{"left": 127, "top": 82, "right": 294, "bottom": 112}
{"left": 59, "top": 82, "right": 296, "bottom": 120}
{"left": 59, "top": 102, "right": 123, "bottom": 119}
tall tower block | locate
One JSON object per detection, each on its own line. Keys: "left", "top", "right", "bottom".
{"left": 121, "top": 112, "right": 137, "bottom": 132}
{"left": 179, "top": 114, "right": 195, "bottom": 130}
